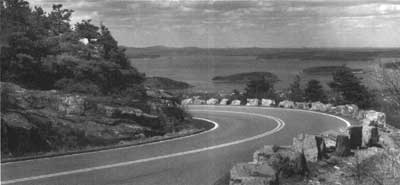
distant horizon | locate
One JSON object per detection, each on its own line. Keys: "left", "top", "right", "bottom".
{"left": 124, "top": 45, "right": 400, "bottom": 50}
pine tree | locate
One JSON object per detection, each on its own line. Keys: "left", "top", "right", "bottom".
{"left": 305, "top": 79, "right": 327, "bottom": 103}
{"left": 288, "top": 75, "right": 305, "bottom": 102}
{"left": 244, "top": 78, "right": 276, "bottom": 99}
{"left": 328, "top": 67, "right": 375, "bottom": 108}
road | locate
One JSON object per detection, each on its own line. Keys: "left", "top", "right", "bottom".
{"left": 1, "top": 105, "right": 349, "bottom": 185}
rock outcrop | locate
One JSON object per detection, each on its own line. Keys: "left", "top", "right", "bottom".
{"left": 1, "top": 82, "right": 188, "bottom": 158}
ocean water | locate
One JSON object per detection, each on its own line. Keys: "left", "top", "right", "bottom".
{"left": 130, "top": 55, "right": 379, "bottom": 93}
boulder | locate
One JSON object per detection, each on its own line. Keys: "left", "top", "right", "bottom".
{"left": 335, "top": 135, "right": 351, "bottom": 157}
{"left": 362, "top": 110, "right": 386, "bottom": 128}
{"left": 310, "top": 102, "right": 329, "bottom": 112}
{"left": 246, "top": 99, "right": 259, "bottom": 106}
{"left": 230, "top": 162, "right": 278, "bottom": 185}
{"left": 253, "top": 145, "right": 279, "bottom": 163}
{"left": 193, "top": 99, "right": 206, "bottom": 105}
{"left": 292, "top": 133, "right": 320, "bottom": 162}
{"left": 220, "top": 98, "right": 229, "bottom": 105}
{"left": 261, "top": 99, "right": 275, "bottom": 107}
{"left": 327, "top": 106, "right": 337, "bottom": 114}
{"left": 379, "top": 133, "right": 397, "bottom": 149}
{"left": 355, "top": 147, "right": 384, "bottom": 162}
{"left": 79, "top": 38, "right": 89, "bottom": 45}
{"left": 346, "top": 104, "right": 359, "bottom": 118}
{"left": 315, "top": 136, "right": 328, "bottom": 160}
{"left": 231, "top": 100, "right": 241, "bottom": 106}
{"left": 320, "top": 130, "right": 344, "bottom": 150}
{"left": 278, "top": 100, "right": 295, "bottom": 109}
{"left": 335, "top": 105, "right": 346, "bottom": 115}
{"left": 206, "top": 98, "right": 219, "bottom": 105}
{"left": 348, "top": 126, "right": 363, "bottom": 149}
{"left": 57, "top": 95, "right": 86, "bottom": 115}
{"left": 295, "top": 102, "right": 310, "bottom": 110}
{"left": 253, "top": 145, "right": 308, "bottom": 176}
{"left": 355, "top": 110, "right": 366, "bottom": 120}
{"left": 181, "top": 98, "right": 193, "bottom": 105}
{"left": 362, "top": 126, "right": 379, "bottom": 147}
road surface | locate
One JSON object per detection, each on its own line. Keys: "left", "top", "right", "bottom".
{"left": 1, "top": 105, "right": 349, "bottom": 185}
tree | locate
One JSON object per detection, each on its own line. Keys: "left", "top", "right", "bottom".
{"left": 74, "top": 19, "right": 99, "bottom": 42}
{"left": 288, "top": 75, "right": 305, "bottom": 102}
{"left": 328, "top": 67, "right": 375, "bottom": 108}
{"left": 305, "top": 79, "right": 327, "bottom": 103}
{"left": 98, "top": 24, "right": 118, "bottom": 60}
{"left": 48, "top": 4, "right": 73, "bottom": 35}
{"left": 244, "top": 78, "right": 276, "bottom": 99}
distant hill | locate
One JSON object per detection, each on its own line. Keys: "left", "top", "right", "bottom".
{"left": 303, "top": 66, "right": 364, "bottom": 75}
{"left": 144, "top": 77, "right": 193, "bottom": 90}
{"left": 212, "top": 72, "right": 279, "bottom": 83}
{"left": 125, "top": 46, "right": 400, "bottom": 59}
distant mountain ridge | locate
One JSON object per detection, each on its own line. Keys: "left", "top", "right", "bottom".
{"left": 125, "top": 46, "right": 400, "bottom": 60}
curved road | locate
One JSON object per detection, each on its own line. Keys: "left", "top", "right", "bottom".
{"left": 1, "top": 105, "right": 349, "bottom": 185}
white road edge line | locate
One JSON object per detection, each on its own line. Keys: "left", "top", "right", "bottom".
{"left": 2, "top": 117, "right": 219, "bottom": 166}
{"left": 2, "top": 110, "right": 285, "bottom": 184}
{"left": 189, "top": 105, "right": 351, "bottom": 127}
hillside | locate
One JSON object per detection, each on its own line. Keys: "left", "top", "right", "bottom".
{"left": 0, "top": 0, "right": 200, "bottom": 159}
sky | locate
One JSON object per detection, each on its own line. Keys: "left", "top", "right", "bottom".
{"left": 29, "top": 0, "right": 400, "bottom": 48}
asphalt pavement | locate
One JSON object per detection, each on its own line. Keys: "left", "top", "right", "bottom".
{"left": 1, "top": 105, "right": 349, "bottom": 185}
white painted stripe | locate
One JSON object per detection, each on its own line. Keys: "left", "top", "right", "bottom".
{"left": 189, "top": 105, "right": 351, "bottom": 127}
{"left": 2, "top": 111, "right": 285, "bottom": 184}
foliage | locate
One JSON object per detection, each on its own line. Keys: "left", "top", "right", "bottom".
{"left": 305, "top": 79, "right": 327, "bottom": 103}
{"left": 244, "top": 78, "right": 276, "bottom": 99}
{"left": 0, "top": 0, "right": 145, "bottom": 96}
{"left": 288, "top": 75, "right": 305, "bottom": 102}
{"left": 328, "top": 66, "right": 375, "bottom": 108}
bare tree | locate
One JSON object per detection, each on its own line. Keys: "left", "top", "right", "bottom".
{"left": 373, "top": 60, "right": 400, "bottom": 112}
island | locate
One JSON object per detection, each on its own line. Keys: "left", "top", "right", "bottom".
{"left": 212, "top": 72, "right": 279, "bottom": 83}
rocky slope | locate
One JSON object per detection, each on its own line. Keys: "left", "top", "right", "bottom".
{"left": 1, "top": 82, "right": 193, "bottom": 159}
{"left": 220, "top": 101, "right": 400, "bottom": 185}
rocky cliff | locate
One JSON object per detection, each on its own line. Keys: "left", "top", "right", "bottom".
{"left": 1, "top": 82, "right": 191, "bottom": 159}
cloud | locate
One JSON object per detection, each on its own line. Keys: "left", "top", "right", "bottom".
{"left": 28, "top": 0, "right": 400, "bottom": 47}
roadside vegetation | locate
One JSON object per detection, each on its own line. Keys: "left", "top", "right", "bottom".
{"left": 0, "top": 0, "right": 208, "bottom": 159}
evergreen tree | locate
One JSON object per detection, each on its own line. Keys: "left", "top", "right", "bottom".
{"left": 328, "top": 67, "right": 375, "bottom": 108}
{"left": 74, "top": 19, "right": 99, "bottom": 42}
{"left": 288, "top": 75, "right": 305, "bottom": 102}
{"left": 98, "top": 24, "right": 117, "bottom": 59}
{"left": 244, "top": 78, "right": 276, "bottom": 99}
{"left": 305, "top": 79, "right": 327, "bottom": 103}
